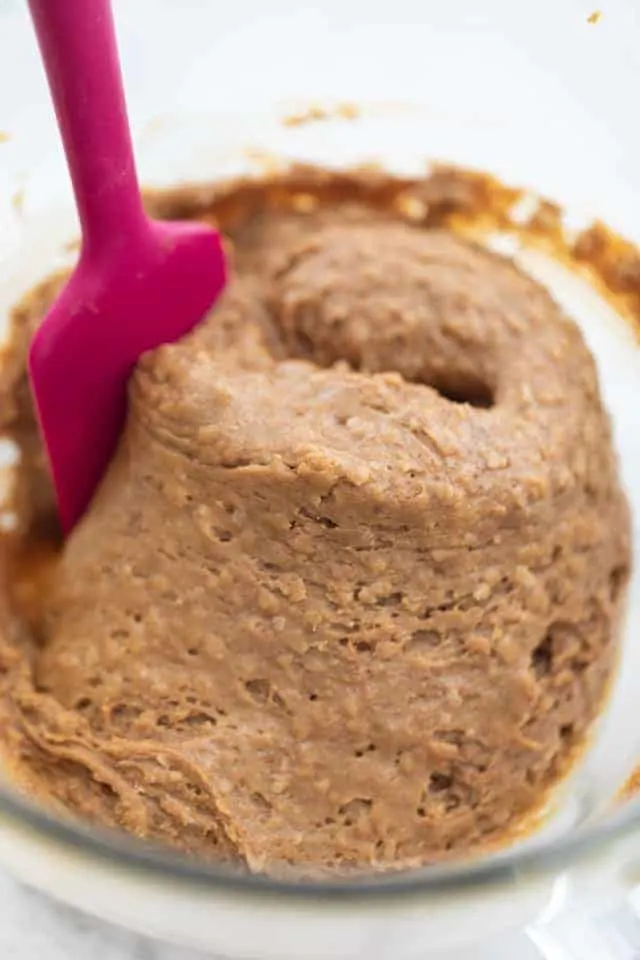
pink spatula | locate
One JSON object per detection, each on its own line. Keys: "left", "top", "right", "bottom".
{"left": 27, "top": 0, "right": 227, "bottom": 534}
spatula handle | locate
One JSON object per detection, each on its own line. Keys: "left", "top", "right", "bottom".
{"left": 28, "top": 0, "right": 147, "bottom": 256}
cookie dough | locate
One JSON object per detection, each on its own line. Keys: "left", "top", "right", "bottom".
{"left": 0, "top": 171, "right": 631, "bottom": 876}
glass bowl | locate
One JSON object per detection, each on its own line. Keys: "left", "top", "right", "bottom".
{"left": 0, "top": 1, "right": 639, "bottom": 957}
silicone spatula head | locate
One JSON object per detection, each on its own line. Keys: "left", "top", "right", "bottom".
{"left": 27, "top": 0, "right": 226, "bottom": 534}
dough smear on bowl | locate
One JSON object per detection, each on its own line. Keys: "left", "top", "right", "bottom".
{"left": 0, "top": 169, "right": 631, "bottom": 876}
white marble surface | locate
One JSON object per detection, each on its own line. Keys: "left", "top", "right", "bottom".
{"left": 0, "top": 5, "right": 638, "bottom": 960}
{"left": 8, "top": 860, "right": 640, "bottom": 960}
{"left": 0, "top": 865, "right": 545, "bottom": 960}
{"left": 0, "top": 867, "right": 209, "bottom": 960}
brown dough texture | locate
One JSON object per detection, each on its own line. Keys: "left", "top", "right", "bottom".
{"left": 0, "top": 180, "right": 631, "bottom": 877}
